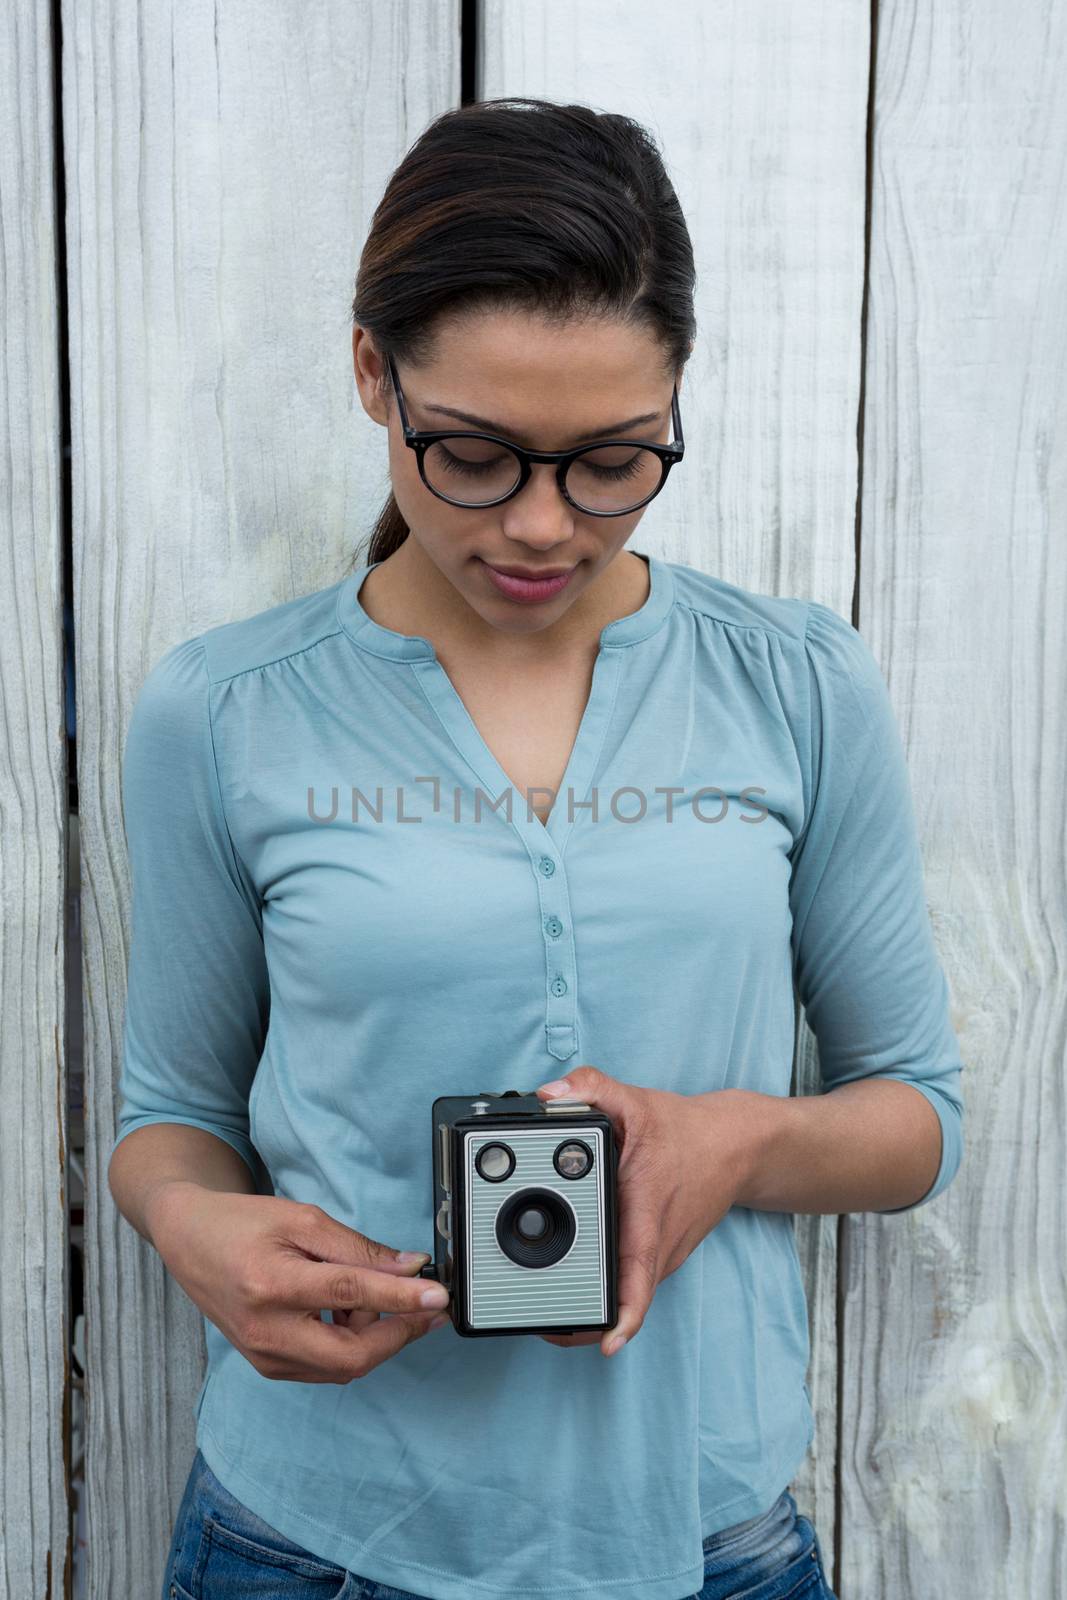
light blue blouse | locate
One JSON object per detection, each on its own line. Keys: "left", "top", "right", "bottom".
{"left": 112, "top": 549, "right": 964, "bottom": 1600}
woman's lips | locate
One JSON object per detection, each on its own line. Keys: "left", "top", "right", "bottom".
{"left": 480, "top": 559, "right": 577, "bottom": 603}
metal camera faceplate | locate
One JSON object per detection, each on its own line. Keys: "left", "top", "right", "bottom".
{"left": 427, "top": 1093, "right": 619, "bottom": 1338}
{"left": 464, "top": 1123, "right": 608, "bottom": 1330}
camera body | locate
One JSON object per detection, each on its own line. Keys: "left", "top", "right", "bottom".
{"left": 421, "top": 1090, "right": 619, "bottom": 1337}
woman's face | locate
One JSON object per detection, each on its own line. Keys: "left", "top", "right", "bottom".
{"left": 352, "top": 309, "right": 680, "bottom": 640}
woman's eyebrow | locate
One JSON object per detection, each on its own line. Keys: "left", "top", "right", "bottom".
{"left": 421, "top": 401, "right": 664, "bottom": 447}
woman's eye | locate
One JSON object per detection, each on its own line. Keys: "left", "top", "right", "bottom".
{"left": 437, "top": 446, "right": 505, "bottom": 478}
{"left": 585, "top": 453, "right": 646, "bottom": 482}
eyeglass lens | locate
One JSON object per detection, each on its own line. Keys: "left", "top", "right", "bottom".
{"left": 422, "top": 436, "right": 664, "bottom": 513}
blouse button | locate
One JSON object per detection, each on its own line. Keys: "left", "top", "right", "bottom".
{"left": 550, "top": 975, "right": 568, "bottom": 997}
{"left": 538, "top": 855, "right": 556, "bottom": 877}
{"left": 544, "top": 916, "right": 563, "bottom": 939}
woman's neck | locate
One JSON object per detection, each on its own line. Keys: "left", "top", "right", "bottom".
{"left": 361, "top": 538, "right": 650, "bottom": 668}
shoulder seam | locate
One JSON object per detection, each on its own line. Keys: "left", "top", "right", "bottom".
{"left": 672, "top": 594, "right": 806, "bottom": 643}
{"left": 203, "top": 621, "right": 344, "bottom": 687}
{"left": 199, "top": 640, "right": 264, "bottom": 920}
{"left": 787, "top": 603, "right": 819, "bottom": 859}
{"left": 796, "top": 605, "right": 884, "bottom": 852}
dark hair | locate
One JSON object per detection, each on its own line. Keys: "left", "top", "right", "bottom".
{"left": 349, "top": 96, "right": 697, "bottom": 569}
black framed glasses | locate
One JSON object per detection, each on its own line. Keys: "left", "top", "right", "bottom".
{"left": 386, "top": 351, "right": 685, "bottom": 517}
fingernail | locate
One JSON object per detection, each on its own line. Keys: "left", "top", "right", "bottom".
{"left": 605, "top": 1333, "right": 627, "bottom": 1356}
{"left": 429, "top": 1312, "right": 450, "bottom": 1330}
{"left": 396, "top": 1251, "right": 431, "bottom": 1265}
{"left": 538, "top": 1079, "right": 572, "bottom": 1097}
{"left": 420, "top": 1285, "right": 450, "bottom": 1307}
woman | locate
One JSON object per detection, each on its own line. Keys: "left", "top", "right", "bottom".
{"left": 110, "top": 98, "right": 963, "bottom": 1600}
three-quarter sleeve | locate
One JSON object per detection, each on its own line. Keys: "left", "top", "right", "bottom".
{"left": 110, "top": 635, "right": 272, "bottom": 1193}
{"left": 787, "top": 601, "right": 965, "bottom": 1212}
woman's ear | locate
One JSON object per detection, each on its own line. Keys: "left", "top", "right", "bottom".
{"left": 352, "top": 325, "right": 390, "bottom": 428}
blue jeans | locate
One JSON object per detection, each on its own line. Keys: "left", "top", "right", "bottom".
{"left": 162, "top": 1447, "right": 839, "bottom": 1599}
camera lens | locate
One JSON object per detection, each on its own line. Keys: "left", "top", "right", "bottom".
{"left": 495, "top": 1186, "right": 577, "bottom": 1268}
{"left": 516, "top": 1208, "right": 549, "bottom": 1239}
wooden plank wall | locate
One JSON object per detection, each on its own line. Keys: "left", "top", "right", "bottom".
{"left": 0, "top": 1, "right": 72, "bottom": 1596}
{"left": 0, "top": 0, "right": 1061, "bottom": 1594}
{"left": 849, "top": 2, "right": 1067, "bottom": 1592}
{"left": 481, "top": 0, "right": 873, "bottom": 1566}
{"left": 67, "top": 5, "right": 460, "bottom": 1599}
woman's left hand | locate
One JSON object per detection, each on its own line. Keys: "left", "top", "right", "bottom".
{"left": 532, "top": 1065, "right": 757, "bottom": 1358}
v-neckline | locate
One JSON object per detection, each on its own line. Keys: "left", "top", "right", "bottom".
{"left": 412, "top": 644, "right": 618, "bottom": 852}
{"left": 337, "top": 549, "right": 675, "bottom": 855}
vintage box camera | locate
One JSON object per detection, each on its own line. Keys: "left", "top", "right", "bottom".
{"left": 417, "top": 1090, "right": 619, "bottom": 1337}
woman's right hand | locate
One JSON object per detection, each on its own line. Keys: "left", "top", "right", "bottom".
{"left": 147, "top": 1181, "right": 451, "bottom": 1383}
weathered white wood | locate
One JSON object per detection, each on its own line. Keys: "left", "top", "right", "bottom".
{"left": 847, "top": 1, "right": 1067, "bottom": 1594}
{"left": 67, "top": 4, "right": 461, "bottom": 1596}
{"left": 55, "top": 1, "right": 1058, "bottom": 1592}
{"left": 481, "top": 0, "right": 873, "bottom": 1565}
{"left": 0, "top": 2, "right": 71, "bottom": 1596}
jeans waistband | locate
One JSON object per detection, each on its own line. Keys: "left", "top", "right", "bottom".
{"left": 701, "top": 1487, "right": 796, "bottom": 1558}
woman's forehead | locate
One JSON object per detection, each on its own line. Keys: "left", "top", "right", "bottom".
{"left": 410, "top": 315, "right": 670, "bottom": 445}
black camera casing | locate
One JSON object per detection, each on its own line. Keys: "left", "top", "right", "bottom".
{"left": 420, "top": 1090, "right": 619, "bottom": 1338}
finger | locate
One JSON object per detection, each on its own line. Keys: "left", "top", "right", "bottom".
{"left": 266, "top": 1260, "right": 450, "bottom": 1319}
{"left": 330, "top": 1298, "right": 446, "bottom": 1344}
{"left": 329, "top": 1306, "right": 379, "bottom": 1332}
{"left": 291, "top": 1206, "right": 433, "bottom": 1277}
{"left": 255, "top": 1306, "right": 447, "bottom": 1384}
{"left": 602, "top": 1195, "right": 660, "bottom": 1357}
{"left": 329, "top": 1307, "right": 450, "bottom": 1380}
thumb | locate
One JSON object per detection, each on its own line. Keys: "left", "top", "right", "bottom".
{"left": 534, "top": 1065, "right": 626, "bottom": 1114}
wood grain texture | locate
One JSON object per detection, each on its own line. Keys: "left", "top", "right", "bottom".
{"left": 67, "top": 4, "right": 460, "bottom": 1595}
{"left": 848, "top": 0, "right": 1067, "bottom": 1593}
{"left": 50, "top": 0, "right": 1058, "bottom": 1593}
{"left": 481, "top": 0, "right": 873, "bottom": 1564}
{"left": 0, "top": 3, "right": 71, "bottom": 1596}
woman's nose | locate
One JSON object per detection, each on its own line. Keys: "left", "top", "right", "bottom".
{"left": 499, "top": 462, "right": 577, "bottom": 546}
